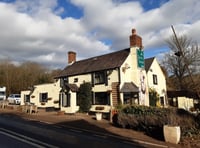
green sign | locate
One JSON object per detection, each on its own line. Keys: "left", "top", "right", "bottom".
{"left": 137, "top": 49, "right": 144, "bottom": 68}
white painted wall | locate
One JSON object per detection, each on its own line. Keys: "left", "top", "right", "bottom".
{"left": 178, "top": 97, "right": 194, "bottom": 110}
{"left": 91, "top": 69, "right": 119, "bottom": 92}
{"left": 120, "top": 47, "right": 149, "bottom": 106}
{"left": 20, "top": 90, "right": 31, "bottom": 105}
{"left": 60, "top": 91, "right": 79, "bottom": 113}
{"left": 69, "top": 74, "right": 91, "bottom": 87}
{"left": 21, "top": 80, "right": 61, "bottom": 108}
{"left": 146, "top": 58, "right": 167, "bottom": 106}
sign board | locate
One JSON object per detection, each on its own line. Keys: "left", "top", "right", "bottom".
{"left": 137, "top": 49, "right": 144, "bottom": 68}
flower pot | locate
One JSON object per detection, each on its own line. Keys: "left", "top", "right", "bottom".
{"left": 163, "top": 125, "right": 181, "bottom": 144}
{"left": 41, "top": 102, "right": 46, "bottom": 105}
{"left": 57, "top": 111, "right": 65, "bottom": 115}
{"left": 96, "top": 112, "right": 102, "bottom": 121}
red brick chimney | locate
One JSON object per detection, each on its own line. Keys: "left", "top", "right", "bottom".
{"left": 68, "top": 51, "right": 76, "bottom": 64}
{"left": 129, "top": 29, "right": 143, "bottom": 48}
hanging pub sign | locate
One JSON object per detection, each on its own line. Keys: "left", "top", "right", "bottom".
{"left": 137, "top": 48, "right": 144, "bottom": 68}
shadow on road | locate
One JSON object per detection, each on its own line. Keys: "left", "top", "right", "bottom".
{"left": 0, "top": 111, "right": 147, "bottom": 148}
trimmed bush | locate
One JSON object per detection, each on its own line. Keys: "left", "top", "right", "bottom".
{"left": 78, "top": 82, "right": 92, "bottom": 113}
{"left": 114, "top": 105, "right": 200, "bottom": 140}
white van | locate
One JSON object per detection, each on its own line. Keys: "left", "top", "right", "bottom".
{"left": 7, "top": 94, "right": 21, "bottom": 105}
{"left": 0, "top": 87, "right": 6, "bottom": 101}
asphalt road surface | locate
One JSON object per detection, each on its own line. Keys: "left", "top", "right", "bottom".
{"left": 0, "top": 114, "right": 145, "bottom": 148}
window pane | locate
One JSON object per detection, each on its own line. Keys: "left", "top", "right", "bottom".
{"left": 123, "top": 93, "right": 138, "bottom": 105}
{"left": 153, "top": 74, "right": 158, "bottom": 85}
{"left": 74, "top": 78, "right": 78, "bottom": 83}
{"left": 40, "top": 93, "right": 48, "bottom": 102}
{"left": 94, "top": 92, "right": 109, "bottom": 105}
{"left": 95, "top": 71, "right": 106, "bottom": 84}
{"left": 0, "top": 92, "right": 5, "bottom": 95}
{"left": 25, "top": 95, "right": 30, "bottom": 102}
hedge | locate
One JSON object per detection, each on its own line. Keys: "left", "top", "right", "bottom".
{"left": 113, "top": 105, "right": 200, "bottom": 140}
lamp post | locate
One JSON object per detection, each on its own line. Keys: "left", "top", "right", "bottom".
{"left": 171, "top": 25, "right": 200, "bottom": 99}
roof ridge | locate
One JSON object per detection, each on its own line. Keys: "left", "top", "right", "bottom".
{"left": 75, "top": 48, "right": 130, "bottom": 63}
{"left": 57, "top": 48, "right": 130, "bottom": 77}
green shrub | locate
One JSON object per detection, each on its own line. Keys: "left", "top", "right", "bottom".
{"left": 78, "top": 82, "right": 92, "bottom": 113}
{"left": 114, "top": 105, "right": 200, "bottom": 139}
{"left": 149, "top": 88, "right": 160, "bottom": 106}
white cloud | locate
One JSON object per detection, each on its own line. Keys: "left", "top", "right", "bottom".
{"left": 0, "top": 0, "right": 200, "bottom": 69}
{"left": 133, "top": 0, "right": 200, "bottom": 50}
{"left": 72, "top": 0, "right": 143, "bottom": 50}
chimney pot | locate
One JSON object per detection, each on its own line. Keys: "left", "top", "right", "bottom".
{"left": 132, "top": 29, "right": 136, "bottom": 35}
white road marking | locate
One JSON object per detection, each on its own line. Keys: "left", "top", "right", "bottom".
{"left": 131, "top": 139, "right": 172, "bottom": 148}
{"left": 93, "top": 134, "right": 107, "bottom": 139}
{"left": 69, "top": 129, "right": 82, "bottom": 133}
{"left": 53, "top": 125, "right": 62, "bottom": 129}
{"left": 0, "top": 128, "right": 58, "bottom": 148}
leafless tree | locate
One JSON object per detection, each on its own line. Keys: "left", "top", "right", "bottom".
{"left": 0, "top": 60, "right": 57, "bottom": 96}
{"left": 162, "top": 35, "right": 200, "bottom": 91}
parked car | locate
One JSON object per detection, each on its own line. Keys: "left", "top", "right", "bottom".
{"left": 7, "top": 94, "right": 21, "bottom": 105}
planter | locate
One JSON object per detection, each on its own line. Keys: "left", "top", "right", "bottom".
{"left": 41, "top": 102, "right": 46, "bottom": 105}
{"left": 48, "top": 97, "right": 52, "bottom": 101}
{"left": 53, "top": 100, "right": 59, "bottom": 104}
{"left": 57, "top": 111, "right": 65, "bottom": 115}
{"left": 163, "top": 125, "right": 181, "bottom": 144}
{"left": 95, "top": 106, "right": 104, "bottom": 110}
{"left": 96, "top": 112, "right": 102, "bottom": 121}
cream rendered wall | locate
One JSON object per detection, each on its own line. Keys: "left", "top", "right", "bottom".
{"left": 147, "top": 58, "right": 167, "bottom": 105}
{"left": 178, "top": 97, "right": 194, "bottom": 110}
{"left": 29, "top": 80, "right": 61, "bottom": 108}
{"left": 120, "top": 47, "right": 139, "bottom": 85}
{"left": 68, "top": 69, "right": 119, "bottom": 92}
{"left": 60, "top": 91, "right": 79, "bottom": 113}
{"left": 92, "top": 69, "right": 119, "bottom": 107}
{"left": 64, "top": 74, "right": 91, "bottom": 113}
{"left": 120, "top": 47, "right": 149, "bottom": 106}
{"left": 64, "top": 70, "right": 119, "bottom": 113}
{"left": 69, "top": 74, "right": 91, "bottom": 87}
{"left": 20, "top": 90, "right": 31, "bottom": 105}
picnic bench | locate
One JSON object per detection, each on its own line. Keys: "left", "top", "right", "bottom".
{"left": 0, "top": 100, "right": 9, "bottom": 108}
{"left": 22, "top": 104, "right": 38, "bottom": 114}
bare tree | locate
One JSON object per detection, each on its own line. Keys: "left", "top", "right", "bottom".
{"left": 0, "top": 59, "right": 16, "bottom": 95}
{"left": 162, "top": 34, "right": 200, "bottom": 91}
{"left": 0, "top": 60, "right": 56, "bottom": 95}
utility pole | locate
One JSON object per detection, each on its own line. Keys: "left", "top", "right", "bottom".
{"left": 171, "top": 25, "right": 200, "bottom": 99}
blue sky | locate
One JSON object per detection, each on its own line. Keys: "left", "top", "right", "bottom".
{"left": 0, "top": 0, "right": 199, "bottom": 69}
{"left": 57, "top": 0, "right": 170, "bottom": 18}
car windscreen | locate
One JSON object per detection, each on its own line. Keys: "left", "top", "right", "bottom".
{"left": 15, "top": 94, "right": 21, "bottom": 98}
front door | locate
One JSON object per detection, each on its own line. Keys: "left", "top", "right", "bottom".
{"left": 59, "top": 92, "right": 70, "bottom": 108}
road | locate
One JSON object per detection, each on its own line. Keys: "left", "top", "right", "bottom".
{"left": 0, "top": 114, "right": 146, "bottom": 148}
{"left": 0, "top": 128, "right": 57, "bottom": 148}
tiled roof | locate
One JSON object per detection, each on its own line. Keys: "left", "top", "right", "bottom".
{"left": 120, "top": 82, "right": 139, "bottom": 92}
{"left": 66, "top": 84, "right": 79, "bottom": 92}
{"left": 57, "top": 48, "right": 130, "bottom": 77}
{"left": 144, "top": 57, "right": 155, "bottom": 72}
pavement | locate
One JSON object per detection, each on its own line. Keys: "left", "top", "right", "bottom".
{"left": 0, "top": 106, "right": 181, "bottom": 148}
